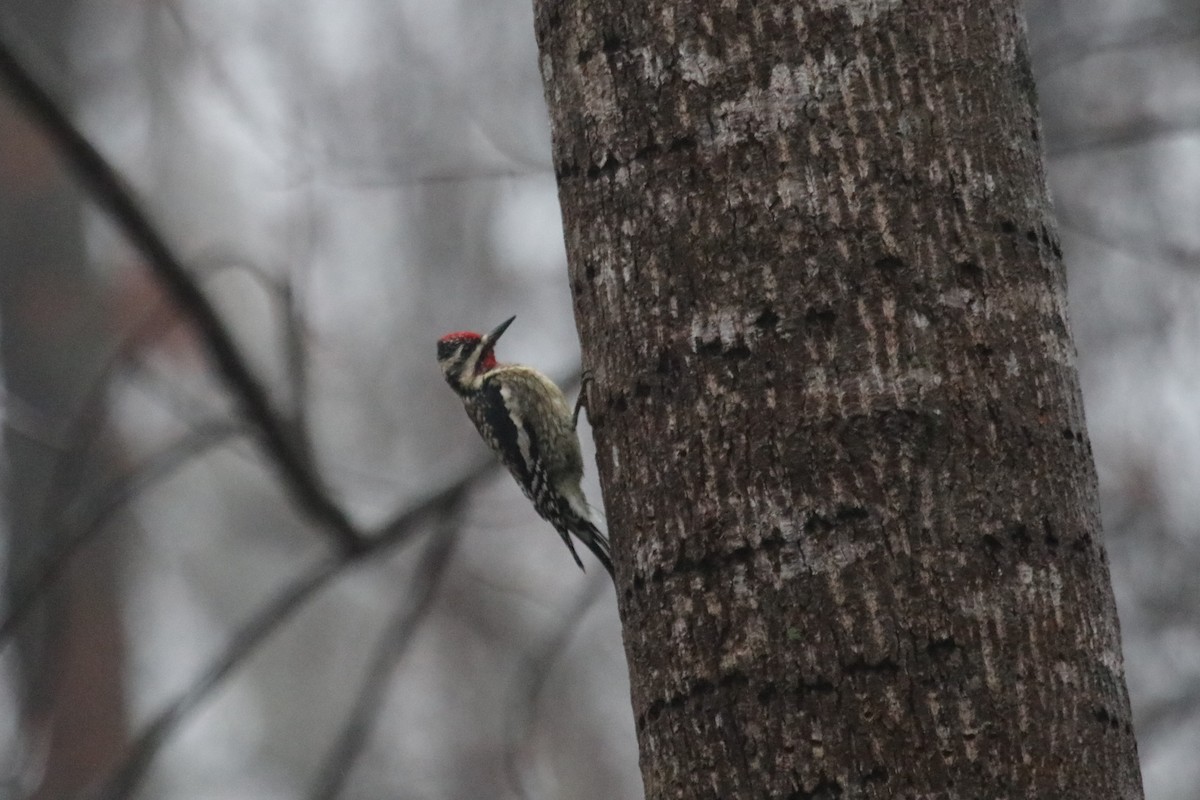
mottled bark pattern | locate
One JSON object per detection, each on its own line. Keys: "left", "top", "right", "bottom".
{"left": 533, "top": 1, "right": 1142, "bottom": 798}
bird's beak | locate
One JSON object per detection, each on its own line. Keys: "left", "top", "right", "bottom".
{"left": 484, "top": 315, "right": 516, "bottom": 346}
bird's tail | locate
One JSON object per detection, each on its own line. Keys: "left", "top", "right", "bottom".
{"left": 570, "top": 517, "right": 615, "bottom": 581}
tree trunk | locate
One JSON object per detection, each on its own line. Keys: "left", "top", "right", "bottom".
{"left": 532, "top": 2, "right": 1144, "bottom": 798}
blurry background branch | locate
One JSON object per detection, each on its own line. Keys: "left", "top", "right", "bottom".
{"left": 0, "top": 421, "right": 243, "bottom": 647}
{"left": 1, "top": 12, "right": 613, "bottom": 798}
{"left": 88, "top": 471, "right": 485, "bottom": 800}
{"left": 307, "top": 502, "right": 465, "bottom": 800}
{"left": 0, "top": 26, "right": 364, "bottom": 555}
{"left": 503, "top": 575, "right": 608, "bottom": 800}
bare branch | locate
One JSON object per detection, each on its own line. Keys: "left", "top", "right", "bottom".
{"left": 81, "top": 454, "right": 498, "bottom": 800}
{"left": 0, "top": 421, "right": 243, "bottom": 647}
{"left": 0, "top": 291, "right": 217, "bottom": 648}
{"left": 1058, "top": 211, "right": 1200, "bottom": 273}
{"left": 307, "top": 505, "right": 465, "bottom": 800}
{"left": 1046, "top": 114, "right": 1200, "bottom": 159}
{"left": 83, "top": 555, "right": 344, "bottom": 800}
{"left": 503, "top": 576, "right": 607, "bottom": 800}
{"left": 27, "top": 294, "right": 180, "bottom": 498}
{"left": 0, "top": 27, "right": 364, "bottom": 555}
{"left": 0, "top": 26, "right": 600, "bottom": 799}
{"left": 1034, "top": 15, "right": 1200, "bottom": 81}
{"left": 324, "top": 165, "right": 554, "bottom": 189}
{"left": 280, "top": 168, "right": 320, "bottom": 465}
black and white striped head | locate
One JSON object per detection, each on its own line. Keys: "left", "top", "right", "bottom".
{"left": 436, "top": 315, "right": 515, "bottom": 393}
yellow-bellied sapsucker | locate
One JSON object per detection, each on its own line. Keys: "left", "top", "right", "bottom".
{"left": 437, "top": 316, "right": 613, "bottom": 579}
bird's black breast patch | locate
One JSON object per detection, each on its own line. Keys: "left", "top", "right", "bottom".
{"left": 478, "top": 379, "right": 535, "bottom": 488}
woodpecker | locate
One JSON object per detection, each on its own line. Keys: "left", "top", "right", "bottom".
{"left": 436, "top": 316, "right": 614, "bottom": 579}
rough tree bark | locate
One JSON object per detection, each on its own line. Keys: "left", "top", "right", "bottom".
{"left": 533, "top": 1, "right": 1144, "bottom": 798}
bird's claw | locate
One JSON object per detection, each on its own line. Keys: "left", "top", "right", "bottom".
{"left": 573, "top": 370, "right": 594, "bottom": 428}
